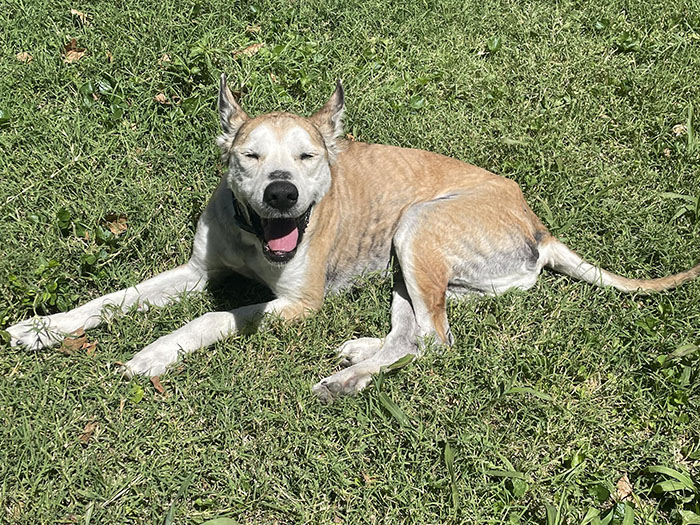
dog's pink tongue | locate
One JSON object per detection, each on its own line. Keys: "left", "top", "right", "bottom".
{"left": 264, "top": 219, "right": 299, "bottom": 252}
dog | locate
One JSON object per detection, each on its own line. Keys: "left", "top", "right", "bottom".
{"left": 7, "top": 75, "right": 700, "bottom": 402}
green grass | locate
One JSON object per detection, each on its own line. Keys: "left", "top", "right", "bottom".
{"left": 1, "top": 0, "right": 700, "bottom": 522}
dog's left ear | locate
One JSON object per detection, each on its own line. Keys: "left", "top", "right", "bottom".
{"left": 310, "top": 80, "right": 345, "bottom": 145}
{"left": 218, "top": 73, "right": 248, "bottom": 135}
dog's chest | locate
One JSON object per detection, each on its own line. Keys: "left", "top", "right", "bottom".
{"left": 245, "top": 243, "right": 312, "bottom": 298}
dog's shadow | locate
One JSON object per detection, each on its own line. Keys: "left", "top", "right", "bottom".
{"left": 206, "top": 273, "right": 274, "bottom": 313}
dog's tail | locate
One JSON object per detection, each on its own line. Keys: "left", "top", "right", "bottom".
{"left": 540, "top": 237, "right": 700, "bottom": 293}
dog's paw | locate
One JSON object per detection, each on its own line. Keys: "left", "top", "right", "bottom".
{"left": 312, "top": 365, "right": 375, "bottom": 404}
{"left": 122, "top": 343, "right": 179, "bottom": 377}
{"left": 6, "top": 318, "right": 64, "bottom": 350}
{"left": 336, "top": 337, "right": 383, "bottom": 367}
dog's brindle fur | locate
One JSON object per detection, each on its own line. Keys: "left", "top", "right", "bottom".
{"left": 8, "top": 76, "right": 700, "bottom": 402}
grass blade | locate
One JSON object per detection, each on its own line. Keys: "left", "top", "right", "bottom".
{"left": 679, "top": 510, "right": 700, "bottom": 524}
{"left": 646, "top": 465, "right": 696, "bottom": 491}
{"left": 687, "top": 103, "right": 696, "bottom": 154}
{"left": 545, "top": 503, "right": 559, "bottom": 525}
{"left": 504, "top": 386, "right": 553, "bottom": 401}
{"left": 386, "top": 353, "right": 415, "bottom": 371}
{"left": 496, "top": 453, "right": 515, "bottom": 471}
{"left": 652, "top": 480, "right": 693, "bottom": 493}
{"left": 622, "top": 503, "right": 634, "bottom": 525}
{"left": 444, "top": 442, "right": 459, "bottom": 510}
{"left": 671, "top": 344, "right": 699, "bottom": 359}
{"left": 600, "top": 508, "right": 614, "bottom": 525}
{"left": 581, "top": 507, "right": 601, "bottom": 525}
{"left": 660, "top": 192, "right": 697, "bottom": 203}
{"left": 377, "top": 392, "right": 410, "bottom": 427}
{"left": 484, "top": 469, "right": 528, "bottom": 480}
{"left": 84, "top": 502, "right": 94, "bottom": 525}
{"left": 164, "top": 473, "right": 195, "bottom": 525}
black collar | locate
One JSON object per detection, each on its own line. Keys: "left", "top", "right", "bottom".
{"left": 231, "top": 192, "right": 263, "bottom": 237}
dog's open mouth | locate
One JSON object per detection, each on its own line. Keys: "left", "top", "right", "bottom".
{"left": 260, "top": 208, "right": 312, "bottom": 263}
{"left": 232, "top": 195, "right": 313, "bottom": 264}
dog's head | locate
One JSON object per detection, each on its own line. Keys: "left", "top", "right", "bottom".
{"left": 217, "top": 75, "right": 344, "bottom": 264}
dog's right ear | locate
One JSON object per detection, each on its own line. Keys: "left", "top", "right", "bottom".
{"left": 310, "top": 80, "right": 345, "bottom": 144}
{"left": 218, "top": 74, "right": 248, "bottom": 135}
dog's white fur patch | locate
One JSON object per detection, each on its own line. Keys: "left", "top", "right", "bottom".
{"left": 227, "top": 124, "right": 331, "bottom": 220}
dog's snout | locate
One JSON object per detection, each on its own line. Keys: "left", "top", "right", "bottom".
{"left": 264, "top": 181, "right": 299, "bottom": 211}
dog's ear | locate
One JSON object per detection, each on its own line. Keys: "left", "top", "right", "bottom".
{"left": 310, "top": 80, "right": 345, "bottom": 145}
{"left": 218, "top": 73, "right": 248, "bottom": 135}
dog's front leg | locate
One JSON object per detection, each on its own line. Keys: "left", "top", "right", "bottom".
{"left": 7, "top": 263, "right": 207, "bottom": 350}
{"left": 123, "top": 297, "right": 309, "bottom": 377}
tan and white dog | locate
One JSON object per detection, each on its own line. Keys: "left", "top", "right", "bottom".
{"left": 8, "top": 76, "right": 700, "bottom": 402}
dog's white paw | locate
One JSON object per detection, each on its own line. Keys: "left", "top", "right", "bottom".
{"left": 122, "top": 342, "right": 180, "bottom": 377}
{"left": 312, "top": 365, "right": 375, "bottom": 403}
{"left": 336, "top": 337, "right": 383, "bottom": 367}
{"left": 6, "top": 317, "right": 65, "bottom": 350}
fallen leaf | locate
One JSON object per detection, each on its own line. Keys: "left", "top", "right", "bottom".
{"left": 16, "top": 51, "right": 33, "bottom": 63}
{"left": 83, "top": 340, "right": 97, "bottom": 357}
{"left": 65, "top": 49, "right": 85, "bottom": 63}
{"left": 154, "top": 93, "right": 168, "bottom": 105}
{"left": 246, "top": 25, "right": 261, "bottom": 33}
{"left": 616, "top": 473, "right": 633, "bottom": 501}
{"left": 663, "top": 148, "right": 671, "bottom": 157}
{"left": 60, "top": 328, "right": 98, "bottom": 355}
{"left": 70, "top": 8, "right": 90, "bottom": 26}
{"left": 234, "top": 42, "right": 264, "bottom": 58}
{"left": 79, "top": 421, "right": 98, "bottom": 443}
{"left": 103, "top": 213, "right": 127, "bottom": 235}
{"left": 150, "top": 376, "right": 166, "bottom": 394}
{"left": 158, "top": 53, "right": 171, "bottom": 64}
{"left": 60, "top": 328, "right": 87, "bottom": 354}
{"left": 64, "top": 38, "right": 86, "bottom": 63}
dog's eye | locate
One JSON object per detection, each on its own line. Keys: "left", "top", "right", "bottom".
{"left": 299, "top": 153, "right": 315, "bottom": 161}
{"left": 243, "top": 152, "right": 259, "bottom": 160}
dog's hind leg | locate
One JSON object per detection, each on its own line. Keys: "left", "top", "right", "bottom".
{"left": 313, "top": 278, "right": 420, "bottom": 402}
{"left": 336, "top": 337, "right": 383, "bottom": 367}
{"left": 312, "top": 202, "right": 457, "bottom": 403}
{"left": 312, "top": 191, "right": 546, "bottom": 402}
{"left": 7, "top": 263, "right": 208, "bottom": 350}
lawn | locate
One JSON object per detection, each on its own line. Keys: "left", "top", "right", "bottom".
{"left": 1, "top": 0, "right": 699, "bottom": 523}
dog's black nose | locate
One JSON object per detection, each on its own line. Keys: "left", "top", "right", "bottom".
{"left": 263, "top": 181, "right": 298, "bottom": 211}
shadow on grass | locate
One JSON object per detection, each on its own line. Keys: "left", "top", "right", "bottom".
{"left": 206, "top": 272, "right": 274, "bottom": 312}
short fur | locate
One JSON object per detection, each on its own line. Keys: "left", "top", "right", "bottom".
{"left": 8, "top": 77, "right": 700, "bottom": 402}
